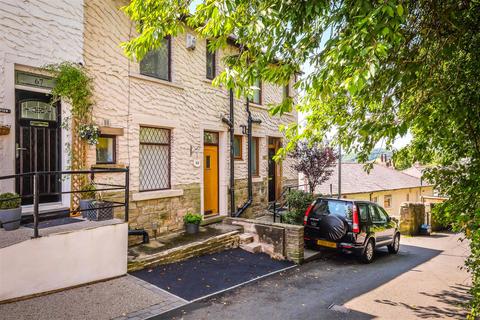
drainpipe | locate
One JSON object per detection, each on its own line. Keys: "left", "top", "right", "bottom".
{"left": 221, "top": 89, "right": 236, "bottom": 216}
{"left": 235, "top": 98, "right": 254, "bottom": 217}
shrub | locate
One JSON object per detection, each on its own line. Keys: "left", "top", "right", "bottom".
{"left": 0, "top": 192, "right": 21, "bottom": 210}
{"left": 282, "top": 190, "right": 315, "bottom": 225}
{"left": 183, "top": 212, "right": 202, "bottom": 225}
{"left": 80, "top": 184, "right": 96, "bottom": 200}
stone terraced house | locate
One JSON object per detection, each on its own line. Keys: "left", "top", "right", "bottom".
{"left": 0, "top": 0, "right": 298, "bottom": 240}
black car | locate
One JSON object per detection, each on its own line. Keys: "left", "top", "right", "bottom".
{"left": 303, "top": 197, "right": 400, "bottom": 263}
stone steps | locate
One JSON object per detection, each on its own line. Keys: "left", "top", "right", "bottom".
{"left": 240, "top": 241, "right": 262, "bottom": 254}
{"left": 239, "top": 232, "right": 254, "bottom": 244}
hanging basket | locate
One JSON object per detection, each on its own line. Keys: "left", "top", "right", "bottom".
{"left": 0, "top": 125, "right": 10, "bottom": 136}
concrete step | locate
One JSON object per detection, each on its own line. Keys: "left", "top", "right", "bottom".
{"left": 240, "top": 242, "right": 262, "bottom": 254}
{"left": 239, "top": 233, "right": 254, "bottom": 244}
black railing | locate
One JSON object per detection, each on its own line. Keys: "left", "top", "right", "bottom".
{"left": 269, "top": 184, "right": 309, "bottom": 223}
{"left": 0, "top": 167, "right": 129, "bottom": 238}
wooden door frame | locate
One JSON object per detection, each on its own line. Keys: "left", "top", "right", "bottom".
{"left": 267, "top": 137, "right": 282, "bottom": 201}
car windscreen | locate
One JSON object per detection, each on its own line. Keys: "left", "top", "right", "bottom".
{"left": 311, "top": 199, "right": 353, "bottom": 220}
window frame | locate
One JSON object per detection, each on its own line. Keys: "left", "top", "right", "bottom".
{"left": 139, "top": 37, "right": 172, "bottom": 82}
{"left": 252, "top": 79, "right": 262, "bottom": 105}
{"left": 95, "top": 134, "right": 117, "bottom": 164}
{"left": 205, "top": 40, "right": 216, "bottom": 80}
{"left": 139, "top": 126, "right": 172, "bottom": 191}
{"left": 233, "top": 135, "right": 243, "bottom": 160}
{"left": 251, "top": 137, "right": 260, "bottom": 177}
{"left": 384, "top": 194, "right": 392, "bottom": 208}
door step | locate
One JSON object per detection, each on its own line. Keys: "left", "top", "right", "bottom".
{"left": 21, "top": 207, "right": 71, "bottom": 224}
{"left": 239, "top": 233, "right": 254, "bottom": 244}
{"left": 240, "top": 242, "right": 262, "bottom": 254}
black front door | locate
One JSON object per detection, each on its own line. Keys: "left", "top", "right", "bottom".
{"left": 15, "top": 90, "right": 61, "bottom": 205}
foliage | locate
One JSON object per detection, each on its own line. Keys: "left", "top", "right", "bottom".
{"left": 290, "top": 141, "right": 336, "bottom": 193}
{"left": 282, "top": 190, "right": 314, "bottom": 225}
{"left": 183, "top": 212, "right": 202, "bottom": 225}
{"left": 79, "top": 184, "right": 96, "bottom": 200}
{"left": 78, "top": 124, "right": 100, "bottom": 145}
{"left": 0, "top": 193, "right": 21, "bottom": 210}
{"left": 44, "top": 62, "right": 93, "bottom": 121}
{"left": 122, "top": 1, "right": 480, "bottom": 315}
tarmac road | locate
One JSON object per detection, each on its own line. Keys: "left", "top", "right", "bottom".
{"left": 156, "top": 232, "right": 471, "bottom": 320}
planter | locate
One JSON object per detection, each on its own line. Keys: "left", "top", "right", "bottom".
{"left": 0, "top": 207, "right": 22, "bottom": 231}
{"left": 80, "top": 199, "right": 114, "bottom": 221}
{"left": 185, "top": 222, "right": 200, "bottom": 234}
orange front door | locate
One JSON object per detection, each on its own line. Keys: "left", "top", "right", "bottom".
{"left": 204, "top": 145, "right": 219, "bottom": 216}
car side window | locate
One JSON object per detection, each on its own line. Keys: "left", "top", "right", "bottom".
{"left": 357, "top": 204, "right": 368, "bottom": 221}
{"left": 369, "top": 205, "right": 387, "bottom": 223}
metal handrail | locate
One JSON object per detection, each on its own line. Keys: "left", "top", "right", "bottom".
{"left": 0, "top": 167, "right": 130, "bottom": 238}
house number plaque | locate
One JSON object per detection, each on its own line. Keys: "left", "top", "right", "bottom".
{"left": 0, "top": 108, "right": 10, "bottom": 114}
{"left": 15, "top": 71, "right": 56, "bottom": 89}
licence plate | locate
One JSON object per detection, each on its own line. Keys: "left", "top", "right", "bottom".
{"left": 317, "top": 239, "right": 337, "bottom": 248}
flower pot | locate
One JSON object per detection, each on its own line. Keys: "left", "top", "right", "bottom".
{"left": 80, "top": 200, "right": 114, "bottom": 221}
{"left": 185, "top": 222, "right": 200, "bottom": 234}
{"left": 0, "top": 207, "right": 22, "bottom": 231}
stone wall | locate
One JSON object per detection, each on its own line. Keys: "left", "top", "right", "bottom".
{"left": 399, "top": 202, "right": 426, "bottom": 235}
{"left": 225, "top": 217, "right": 304, "bottom": 264}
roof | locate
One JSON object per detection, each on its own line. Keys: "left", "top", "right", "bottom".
{"left": 401, "top": 164, "right": 428, "bottom": 179}
{"left": 315, "top": 163, "right": 428, "bottom": 195}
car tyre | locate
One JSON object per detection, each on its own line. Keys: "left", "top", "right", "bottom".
{"left": 360, "top": 239, "right": 375, "bottom": 264}
{"left": 388, "top": 233, "right": 400, "bottom": 254}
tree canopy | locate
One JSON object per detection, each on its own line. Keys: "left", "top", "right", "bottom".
{"left": 122, "top": 1, "right": 480, "bottom": 316}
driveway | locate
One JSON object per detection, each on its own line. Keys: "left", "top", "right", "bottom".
{"left": 157, "top": 232, "right": 471, "bottom": 320}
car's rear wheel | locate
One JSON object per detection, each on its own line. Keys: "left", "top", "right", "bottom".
{"left": 360, "top": 239, "right": 375, "bottom": 264}
{"left": 388, "top": 233, "right": 400, "bottom": 254}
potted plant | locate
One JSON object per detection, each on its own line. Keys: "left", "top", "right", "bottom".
{"left": 0, "top": 192, "right": 22, "bottom": 231}
{"left": 79, "top": 184, "right": 114, "bottom": 221}
{"left": 184, "top": 212, "right": 202, "bottom": 234}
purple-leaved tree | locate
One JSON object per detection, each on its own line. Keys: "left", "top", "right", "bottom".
{"left": 291, "top": 141, "right": 337, "bottom": 194}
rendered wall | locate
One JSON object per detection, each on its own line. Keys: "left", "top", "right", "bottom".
{"left": 0, "top": 222, "right": 128, "bottom": 302}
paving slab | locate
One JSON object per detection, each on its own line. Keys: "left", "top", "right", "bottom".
{"left": 0, "top": 275, "right": 185, "bottom": 320}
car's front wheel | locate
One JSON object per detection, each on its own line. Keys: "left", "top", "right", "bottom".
{"left": 360, "top": 239, "right": 375, "bottom": 264}
{"left": 388, "top": 233, "right": 400, "bottom": 254}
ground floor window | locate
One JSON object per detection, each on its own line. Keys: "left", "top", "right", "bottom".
{"left": 233, "top": 135, "right": 243, "bottom": 160}
{"left": 139, "top": 126, "right": 171, "bottom": 191}
{"left": 96, "top": 135, "right": 116, "bottom": 164}
{"left": 384, "top": 194, "right": 392, "bottom": 208}
{"left": 251, "top": 137, "right": 260, "bottom": 176}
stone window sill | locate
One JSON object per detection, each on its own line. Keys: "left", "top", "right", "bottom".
{"left": 132, "top": 189, "right": 184, "bottom": 201}
{"left": 129, "top": 73, "right": 185, "bottom": 90}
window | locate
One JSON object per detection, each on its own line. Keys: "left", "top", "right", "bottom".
{"left": 251, "top": 137, "right": 260, "bottom": 176}
{"left": 370, "top": 205, "right": 387, "bottom": 223}
{"left": 384, "top": 195, "right": 392, "bottom": 208}
{"left": 139, "top": 127, "right": 171, "bottom": 191}
{"left": 372, "top": 196, "right": 378, "bottom": 203}
{"left": 406, "top": 193, "right": 410, "bottom": 201}
{"left": 252, "top": 79, "right": 262, "bottom": 104}
{"left": 96, "top": 135, "right": 116, "bottom": 164}
{"left": 206, "top": 40, "right": 216, "bottom": 80}
{"left": 233, "top": 135, "right": 243, "bottom": 159}
{"left": 358, "top": 204, "right": 368, "bottom": 221}
{"left": 140, "top": 37, "right": 171, "bottom": 81}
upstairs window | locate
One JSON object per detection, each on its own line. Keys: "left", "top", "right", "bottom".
{"left": 140, "top": 37, "right": 171, "bottom": 81}
{"left": 206, "top": 40, "right": 216, "bottom": 80}
{"left": 252, "top": 79, "right": 262, "bottom": 104}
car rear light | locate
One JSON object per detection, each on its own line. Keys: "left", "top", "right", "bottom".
{"left": 303, "top": 201, "right": 315, "bottom": 225}
{"left": 352, "top": 204, "right": 360, "bottom": 233}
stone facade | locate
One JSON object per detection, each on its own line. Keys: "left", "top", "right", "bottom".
{"left": 83, "top": 0, "right": 298, "bottom": 237}
{"left": 225, "top": 217, "right": 304, "bottom": 264}
{"left": 399, "top": 202, "right": 426, "bottom": 235}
